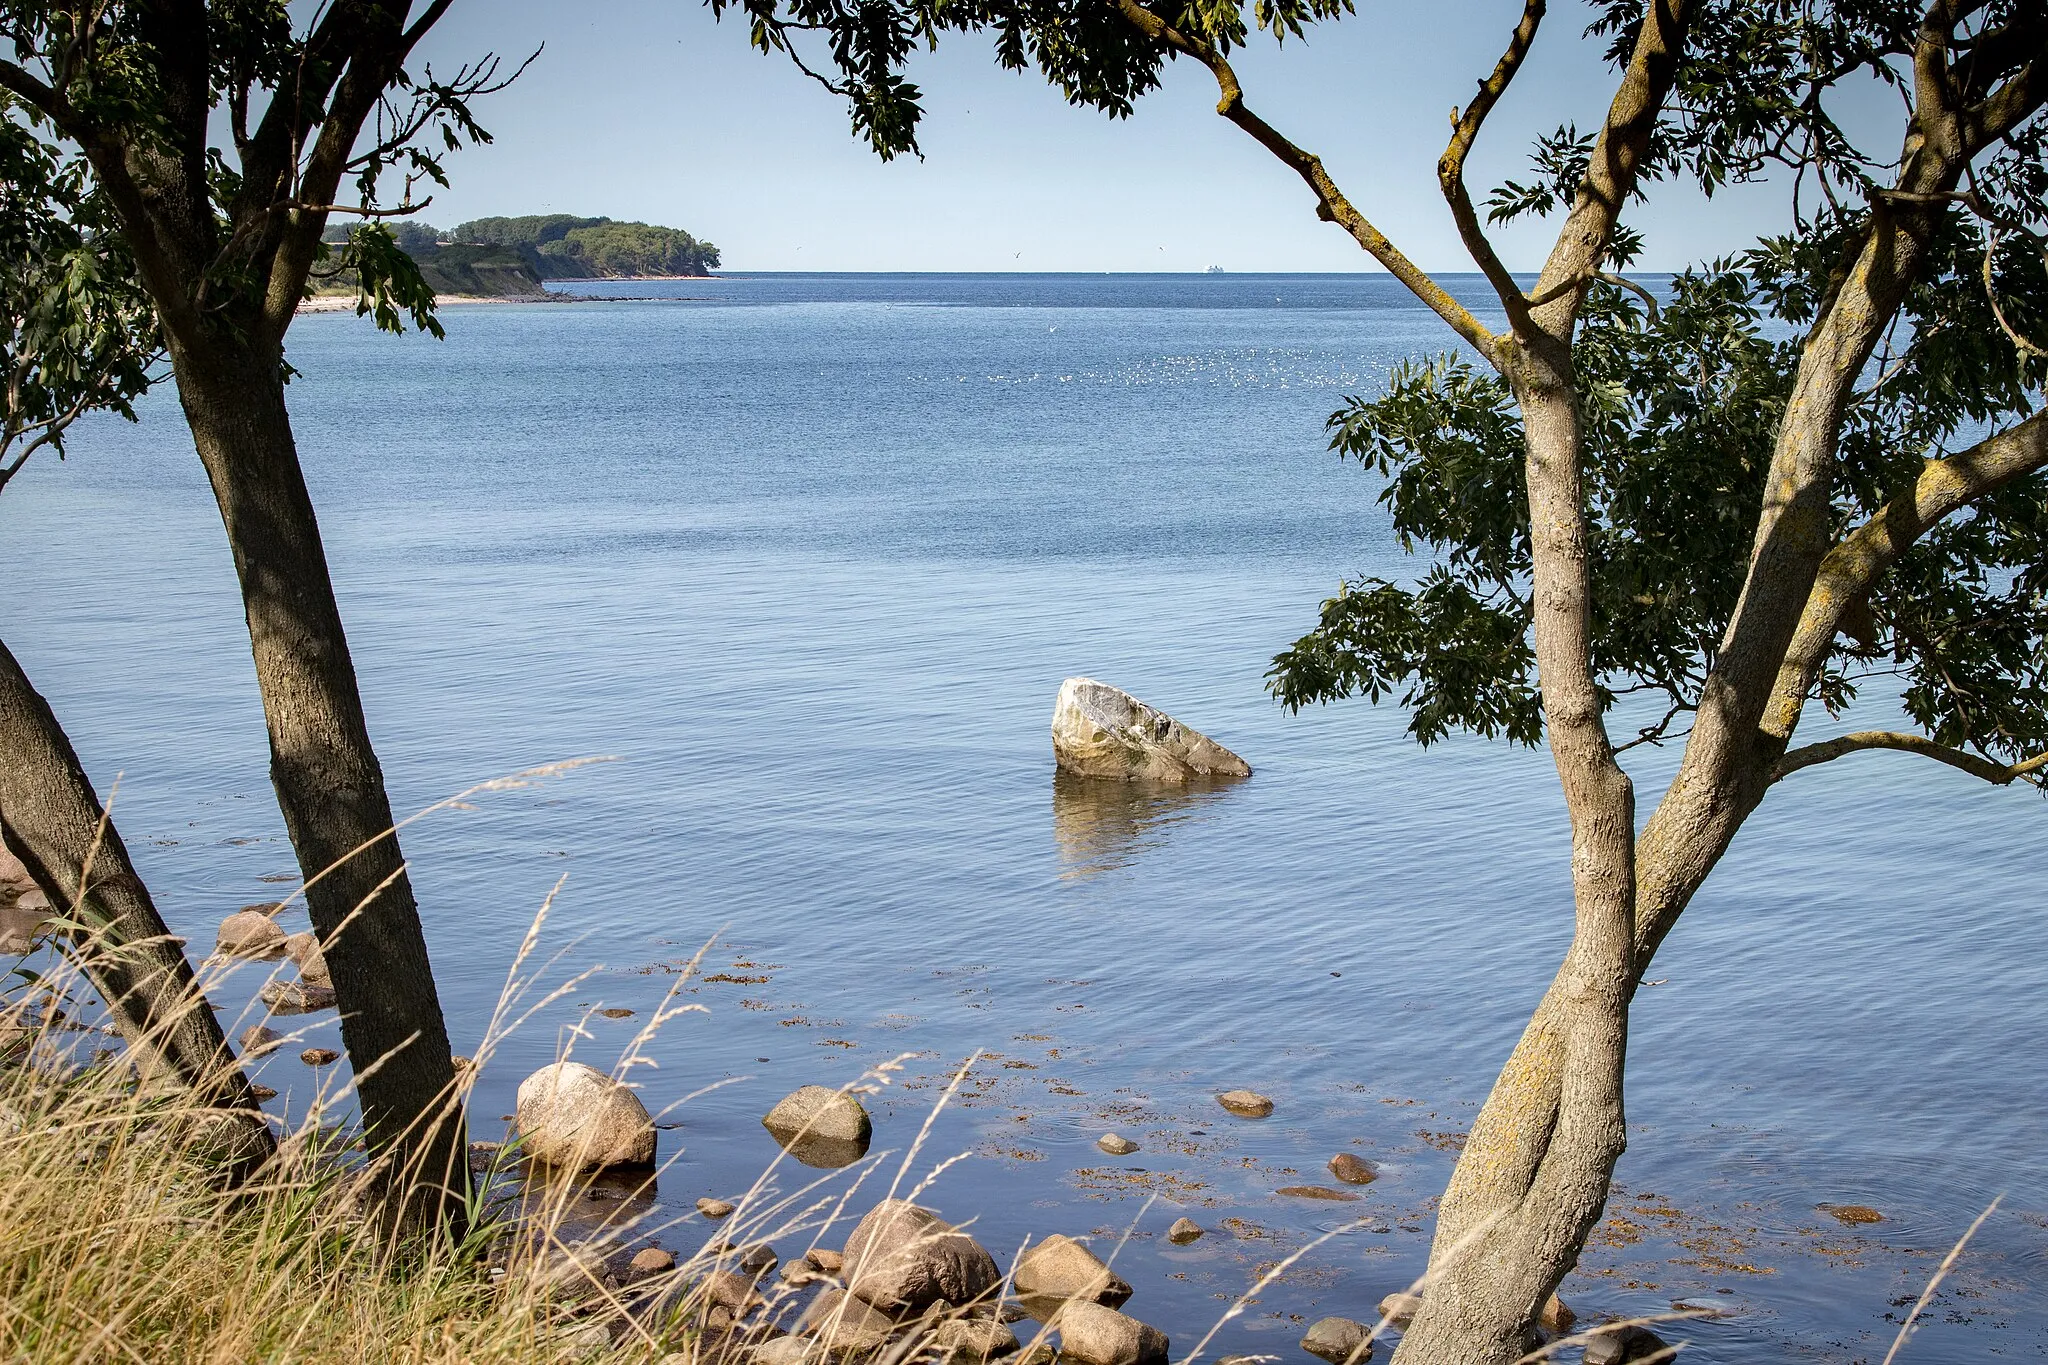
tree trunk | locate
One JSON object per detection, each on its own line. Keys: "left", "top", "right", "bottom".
{"left": 1393, "top": 360, "right": 1638, "bottom": 1365}
{"left": 165, "top": 330, "right": 467, "bottom": 1230}
{"left": 0, "top": 635, "right": 269, "bottom": 1123}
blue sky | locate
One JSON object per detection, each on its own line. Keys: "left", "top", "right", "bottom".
{"left": 405, "top": 0, "right": 1817, "bottom": 273}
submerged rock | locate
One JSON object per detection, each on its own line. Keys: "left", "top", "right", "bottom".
{"left": 1300, "top": 1316, "right": 1373, "bottom": 1364}
{"left": 842, "top": 1198, "right": 1000, "bottom": 1314}
{"left": 514, "top": 1061, "right": 657, "bottom": 1171}
{"left": 1050, "top": 678, "right": 1251, "bottom": 783}
{"left": 237, "top": 1024, "right": 285, "bottom": 1056}
{"left": 217, "top": 906, "right": 286, "bottom": 960}
{"left": 1276, "top": 1185, "right": 1361, "bottom": 1202}
{"left": 1328, "top": 1153, "right": 1378, "bottom": 1185}
{"left": 1050, "top": 1301, "right": 1168, "bottom": 1365}
{"left": 1166, "top": 1218, "right": 1204, "bottom": 1245}
{"left": 1216, "top": 1090, "right": 1274, "bottom": 1118}
{"left": 259, "top": 979, "right": 336, "bottom": 1013}
{"left": 1012, "top": 1233, "right": 1132, "bottom": 1312}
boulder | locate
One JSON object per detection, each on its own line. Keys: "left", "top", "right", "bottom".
{"left": 1166, "top": 1218, "right": 1204, "bottom": 1245}
{"left": 631, "top": 1247, "right": 677, "bottom": 1277}
{"left": 1012, "top": 1234, "right": 1132, "bottom": 1312}
{"left": 514, "top": 1061, "right": 658, "bottom": 1171}
{"left": 1300, "top": 1317, "right": 1373, "bottom": 1365}
{"left": 925, "top": 1316, "right": 1020, "bottom": 1362}
{"left": 841, "top": 1199, "right": 1000, "bottom": 1314}
{"left": 1097, "top": 1133, "right": 1138, "bottom": 1155}
{"left": 237, "top": 1024, "right": 284, "bottom": 1056}
{"left": 1375, "top": 1294, "right": 1421, "bottom": 1329}
{"left": 217, "top": 906, "right": 286, "bottom": 959}
{"left": 1583, "top": 1325, "right": 1668, "bottom": 1365}
{"left": 1216, "top": 1090, "right": 1274, "bottom": 1118}
{"left": 1050, "top": 1301, "right": 1168, "bottom": 1365}
{"left": 0, "top": 903, "right": 47, "bottom": 955}
{"left": 1051, "top": 678, "right": 1251, "bottom": 783}
{"left": 284, "top": 931, "right": 331, "bottom": 987}
{"left": 800, "top": 1287, "right": 898, "bottom": 1351}
{"left": 259, "top": 979, "right": 336, "bottom": 1013}
{"left": 764, "top": 1085, "right": 872, "bottom": 1143}
{"left": 1328, "top": 1153, "right": 1378, "bottom": 1185}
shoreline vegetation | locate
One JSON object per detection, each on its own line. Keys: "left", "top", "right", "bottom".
{"left": 311, "top": 213, "right": 720, "bottom": 304}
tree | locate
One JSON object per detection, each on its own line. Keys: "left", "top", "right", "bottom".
{"left": 716, "top": 0, "right": 2048, "bottom": 1356}
{"left": 0, "top": 2, "right": 521, "bottom": 1230}
{"left": 1, "top": 109, "right": 268, "bottom": 1139}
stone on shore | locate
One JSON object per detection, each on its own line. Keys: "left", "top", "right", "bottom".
{"left": 1166, "top": 1218, "right": 1204, "bottom": 1245}
{"left": 926, "top": 1316, "right": 1020, "bottom": 1362}
{"left": 842, "top": 1198, "right": 1000, "bottom": 1314}
{"left": 1012, "top": 1234, "right": 1133, "bottom": 1312}
{"left": 1301, "top": 1316, "right": 1373, "bottom": 1365}
{"left": 1050, "top": 1301, "right": 1169, "bottom": 1365}
{"left": 699, "top": 1197, "right": 737, "bottom": 1219}
{"left": 1217, "top": 1090, "right": 1274, "bottom": 1118}
{"left": 1583, "top": 1325, "right": 1668, "bottom": 1365}
{"left": 631, "top": 1247, "right": 677, "bottom": 1277}
{"left": 1376, "top": 1294, "right": 1421, "bottom": 1328}
{"left": 704, "top": 1267, "right": 768, "bottom": 1313}
{"left": 514, "top": 1061, "right": 657, "bottom": 1171}
{"left": 751, "top": 1339, "right": 812, "bottom": 1365}
{"left": 1050, "top": 678, "right": 1251, "bottom": 783}
{"left": 217, "top": 906, "right": 286, "bottom": 959}
{"left": 808, "top": 1248, "right": 846, "bottom": 1274}
{"left": 800, "top": 1286, "right": 898, "bottom": 1351}
{"left": 1097, "top": 1133, "right": 1138, "bottom": 1155}
{"left": 284, "top": 931, "right": 331, "bottom": 987}
{"left": 1328, "top": 1153, "right": 1378, "bottom": 1185}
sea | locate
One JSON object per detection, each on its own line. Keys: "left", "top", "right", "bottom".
{"left": 3, "top": 273, "right": 2043, "bottom": 1361}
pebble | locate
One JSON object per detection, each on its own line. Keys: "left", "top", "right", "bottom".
{"left": 699, "top": 1197, "right": 737, "bottom": 1219}
{"left": 1097, "top": 1133, "right": 1139, "bottom": 1155}
{"left": 299, "top": 1047, "right": 340, "bottom": 1066}
{"left": 1216, "top": 1090, "right": 1274, "bottom": 1118}
{"left": 1328, "top": 1153, "right": 1378, "bottom": 1185}
{"left": 1300, "top": 1316, "right": 1373, "bottom": 1364}
{"left": 1166, "top": 1218, "right": 1204, "bottom": 1244}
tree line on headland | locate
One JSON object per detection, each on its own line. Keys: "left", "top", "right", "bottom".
{"left": 318, "top": 214, "right": 721, "bottom": 296}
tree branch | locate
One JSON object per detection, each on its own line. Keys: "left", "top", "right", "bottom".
{"left": 1107, "top": 0, "right": 1498, "bottom": 357}
{"left": 1437, "top": 0, "right": 1544, "bottom": 332}
{"left": 1762, "top": 407, "right": 2048, "bottom": 740}
{"left": 1771, "top": 730, "right": 2048, "bottom": 784}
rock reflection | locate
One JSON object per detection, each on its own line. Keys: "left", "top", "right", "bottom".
{"left": 1050, "top": 771, "right": 1242, "bottom": 880}
{"left": 508, "top": 1167, "right": 661, "bottom": 1245}
{"left": 772, "top": 1131, "right": 871, "bottom": 1169}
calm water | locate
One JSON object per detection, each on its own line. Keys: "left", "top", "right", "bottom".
{"left": 3, "top": 274, "right": 2043, "bottom": 1361}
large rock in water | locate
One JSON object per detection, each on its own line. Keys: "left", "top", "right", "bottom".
{"left": 1050, "top": 678, "right": 1250, "bottom": 783}
{"left": 1051, "top": 1302, "right": 1169, "bottom": 1365}
{"left": 515, "top": 1061, "right": 657, "bottom": 1170}
{"left": 842, "top": 1198, "right": 1000, "bottom": 1314}
{"left": 1012, "top": 1234, "right": 1132, "bottom": 1314}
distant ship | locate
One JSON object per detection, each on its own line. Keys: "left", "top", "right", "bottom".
{"left": 1206, "top": 265, "right": 1227, "bottom": 274}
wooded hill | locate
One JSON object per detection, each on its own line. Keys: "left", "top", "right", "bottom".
{"left": 320, "top": 215, "right": 720, "bottom": 296}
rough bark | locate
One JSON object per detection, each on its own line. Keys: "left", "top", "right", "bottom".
{"left": 0, "top": 636, "right": 269, "bottom": 1132}
{"left": 168, "top": 331, "right": 466, "bottom": 1226}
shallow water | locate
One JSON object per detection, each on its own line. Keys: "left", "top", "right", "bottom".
{"left": 3, "top": 273, "right": 2044, "bottom": 1361}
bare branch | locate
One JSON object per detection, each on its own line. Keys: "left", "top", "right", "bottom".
{"left": 1771, "top": 730, "right": 2048, "bottom": 784}
{"left": 1107, "top": 0, "right": 1499, "bottom": 358}
{"left": 1437, "top": 0, "right": 1545, "bottom": 330}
